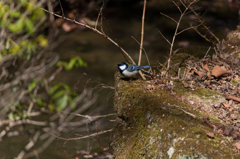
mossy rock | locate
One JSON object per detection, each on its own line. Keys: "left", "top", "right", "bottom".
{"left": 110, "top": 72, "right": 240, "bottom": 158}
{"left": 168, "top": 53, "right": 196, "bottom": 76}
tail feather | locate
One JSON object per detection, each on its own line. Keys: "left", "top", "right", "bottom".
{"left": 140, "top": 65, "right": 151, "bottom": 69}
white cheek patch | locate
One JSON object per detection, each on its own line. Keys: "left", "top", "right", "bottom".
{"left": 119, "top": 65, "right": 126, "bottom": 70}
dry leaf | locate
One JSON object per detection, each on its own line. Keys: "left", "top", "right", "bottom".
{"left": 234, "top": 142, "right": 240, "bottom": 150}
{"left": 233, "top": 119, "right": 240, "bottom": 124}
{"left": 211, "top": 65, "right": 232, "bottom": 78}
{"left": 206, "top": 131, "right": 214, "bottom": 139}
{"left": 233, "top": 75, "right": 240, "bottom": 83}
{"left": 226, "top": 96, "right": 240, "bottom": 102}
{"left": 222, "top": 103, "right": 231, "bottom": 108}
{"left": 207, "top": 71, "right": 211, "bottom": 79}
{"left": 203, "top": 64, "right": 209, "bottom": 72}
{"left": 194, "top": 71, "right": 206, "bottom": 76}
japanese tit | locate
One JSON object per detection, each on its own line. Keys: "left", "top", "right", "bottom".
{"left": 116, "top": 62, "right": 151, "bottom": 77}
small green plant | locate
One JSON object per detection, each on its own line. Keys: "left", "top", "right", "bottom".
{"left": 57, "top": 56, "right": 87, "bottom": 71}
{"left": 49, "top": 83, "right": 78, "bottom": 111}
{"left": 0, "top": 0, "right": 47, "bottom": 60}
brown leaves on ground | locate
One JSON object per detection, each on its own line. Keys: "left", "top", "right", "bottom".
{"left": 206, "top": 131, "right": 214, "bottom": 139}
{"left": 179, "top": 53, "right": 240, "bottom": 144}
{"left": 234, "top": 142, "right": 240, "bottom": 150}
{"left": 211, "top": 65, "right": 232, "bottom": 78}
{"left": 226, "top": 95, "right": 240, "bottom": 102}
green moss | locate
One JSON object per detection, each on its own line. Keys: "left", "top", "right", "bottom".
{"left": 111, "top": 72, "right": 240, "bottom": 158}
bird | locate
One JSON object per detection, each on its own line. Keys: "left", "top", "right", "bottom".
{"left": 116, "top": 62, "right": 151, "bottom": 77}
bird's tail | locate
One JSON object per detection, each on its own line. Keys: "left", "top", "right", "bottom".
{"left": 140, "top": 65, "right": 151, "bottom": 69}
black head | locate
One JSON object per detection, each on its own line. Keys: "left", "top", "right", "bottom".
{"left": 116, "top": 62, "right": 128, "bottom": 71}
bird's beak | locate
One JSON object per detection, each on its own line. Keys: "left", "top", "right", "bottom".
{"left": 115, "top": 65, "right": 118, "bottom": 67}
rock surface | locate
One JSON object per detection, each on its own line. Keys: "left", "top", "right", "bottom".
{"left": 110, "top": 72, "right": 240, "bottom": 158}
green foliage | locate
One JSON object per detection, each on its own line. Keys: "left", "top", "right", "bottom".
{"left": 230, "top": 80, "right": 239, "bottom": 85}
{"left": 28, "top": 79, "right": 37, "bottom": 92}
{"left": 57, "top": 56, "right": 87, "bottom": 71}
{"left": 1, "top": 1, "right": 87, "bottom": 121}
{"left": 0, "top": 0, "right": 47, "bottom": 60}
{"left": 49, "top": 83, "right": 78, "bottom": 111}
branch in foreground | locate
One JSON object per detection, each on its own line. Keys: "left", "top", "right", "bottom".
{"left": 47, "top": 128, "right": 113, "bottom": 141}
{"left": 41, "top": 7, "right": 149, "bottom": 80}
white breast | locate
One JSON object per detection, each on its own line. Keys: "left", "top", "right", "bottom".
{"left": 122, "top": 70, "right": 138, "bottom": 77}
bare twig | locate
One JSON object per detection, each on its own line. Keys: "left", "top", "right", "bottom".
{"left": 58, "top": 0, "right": 65, "bottom": 17}
{"left": 159, "top": 0, "right": 199, "bottom": 77}
{"left": 189, "top": 5, "right": 220, "bottom": 44}
{"left": 41, "top": 8, "right": 134, "bottom": 63}
{"left": 131, "top": 36, "right": 152, "bottom": 72}
{"left": 160, "top": 12, "right": 178, "bottom": 24}
{"left": 95, "top": 121, "right": 107, "bottom": 159}
{"left": 138, "top": 0, "right": 147, "bottom": 67}
{"left": 95, "top": 2, "right": 104, "bottom": 29}
{"left": 156, "top": 28, "right": 171, "bottom": 45}
{"left": 176, "top": 22, "right": 203, "bottom": 35}
{"left": 47, "top": 129, "right": 113, "bottom": 141}
{"left": 41, "top": 7, "right": 148, "bottom": 80}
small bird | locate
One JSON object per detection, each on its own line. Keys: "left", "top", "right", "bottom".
{"left": 116, "top": 62, "right": 151, "bottom": 77}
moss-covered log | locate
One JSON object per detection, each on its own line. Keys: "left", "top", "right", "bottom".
{"left": 110, "top": 72, "right": 240, "bottom": 158}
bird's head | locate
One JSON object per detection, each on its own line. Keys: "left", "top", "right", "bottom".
{"left": 116, "top": 62, "right": 128, "bottom": 71}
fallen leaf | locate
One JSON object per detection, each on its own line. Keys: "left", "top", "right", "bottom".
{"left": 194, "top": 71, "right": 206, "bottom": 76}
{"left": 226, "top": 96, "right": 240, "bottom": 102}
{"left": 182, "top": 81, "right": 189, "bottom": 88}
{"left": 207, "top": 71, "right": 211, "bottom": 79}
{"left": 203, "top": 64, "right": 209, "bottom": 72}
{"left": 223, "top": 127, "right": 234, "bottom": 136}
{"left": 222, "top": 103, "right": 231, "bottom": 108}
{"left": 206, "top": 131, "right": 214, "bottom": 139}
{"left": 233, "top": 75, "right": 240, "bottom": 83}
{"left": 234, "top": 142, "right": 240, "bottom": 150}
{"left": 211, "top": 65, "right": 232, "bottom": 78}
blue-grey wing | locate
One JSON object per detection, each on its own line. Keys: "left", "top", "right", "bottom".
{"left": 127, "top": 64, "right": 151, "bottom": 72}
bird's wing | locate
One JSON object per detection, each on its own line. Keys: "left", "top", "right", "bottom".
{"left": 127, "top": 64, "right": 142, "bottom": 72}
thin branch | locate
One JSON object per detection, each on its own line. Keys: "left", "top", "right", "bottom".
{"left": 156, "top": 28, "right": 171, "bottom": 45}
{"left": 176, "top": 22, "right": 203, "bottom": 35}
{"left": 42, "top": 6, "right": 148, "bottom": 80}
{"left": 58, "top": 0, "right": 65, "bottom": 17}
{"left": 95, "top": 2, "right": 104, "bottom": 29}
{"left": 102, "top": 16, "right": 130, "bottom": 63}
{"left": 131, "top": 36, "right": 152, "bottom": 71}
{"left": 191, "top": 24, "right": 212, "bottom": 43}
{"left": 160, "top": 12, "right": 178, "bottom": 24}
{"left": 95, "top": 121, "right": 107, "bottom": 159}
{"left": 179, "top": 0, "right": 187, "bottom": 8}
{"left": 189, "top": 6, "right": 220, "bottom": 44}
{"left": 173, "top": 1, "right": 182, "bottom": 14}
{"left": 40, "top": 8, "right": 135, "bottom": 65}
{"left": 70, "top": 112, "right": 116, "bottom": 122}
{"left": 138, "top": 0, "right": 147, "bottom": 67}
{"left": 47, "top": 129, "right": 113, "bottom": 141}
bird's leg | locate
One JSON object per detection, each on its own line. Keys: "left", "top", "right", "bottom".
{"left": 127, "top": 78, "right": 133, "bottom": 82}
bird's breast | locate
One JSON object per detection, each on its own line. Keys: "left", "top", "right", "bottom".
{"left": 122, "top": 70, "right": 138, "bottom": 77}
